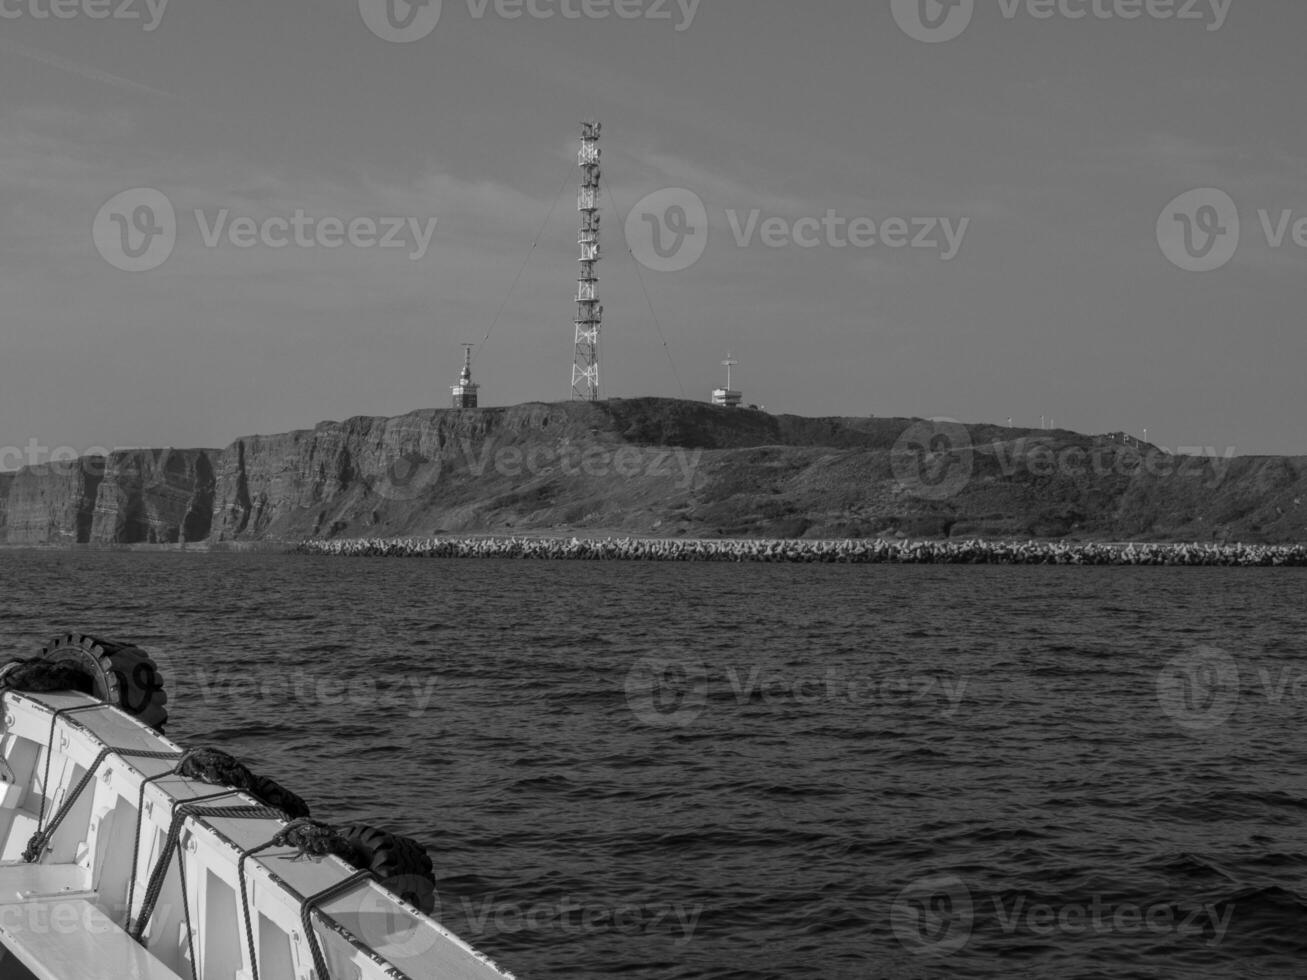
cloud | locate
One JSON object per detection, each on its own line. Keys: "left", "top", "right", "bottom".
{"left": 0, "top": 38, "right": 176, "bottom": 100}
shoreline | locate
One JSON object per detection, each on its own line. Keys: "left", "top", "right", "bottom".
{"left": 4, "top": 535, "right": 1306, "bottom": 566}
{"left": 292, "top": 537, "right": 1307, "bottom": 567}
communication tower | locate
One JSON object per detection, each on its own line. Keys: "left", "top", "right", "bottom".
{"left": 572, "top": 121, "right": 603, "bottom": 401}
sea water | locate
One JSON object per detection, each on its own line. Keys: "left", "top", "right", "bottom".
{"left": 0, "top": 552, "right": 1303, "bottom": 979}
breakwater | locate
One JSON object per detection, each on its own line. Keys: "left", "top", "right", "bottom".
{"left": 294, "top": 537, "right": 1307, "bottom": 566}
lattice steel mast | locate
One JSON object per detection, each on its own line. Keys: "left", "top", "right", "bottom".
{"left": 572, "top": 121, "right": 603, "bottom": 401}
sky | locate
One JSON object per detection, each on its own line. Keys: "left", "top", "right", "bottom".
{"left": 1, "top": 0, "right": 1304, "bottom": 463}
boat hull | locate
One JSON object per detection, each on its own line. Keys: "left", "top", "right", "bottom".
{"left": 0, "top": 690, "right": 515, "bottom": 980}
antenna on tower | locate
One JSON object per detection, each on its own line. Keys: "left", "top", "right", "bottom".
{"left": 572, "top": 120, "right": 603, "bottom": 401}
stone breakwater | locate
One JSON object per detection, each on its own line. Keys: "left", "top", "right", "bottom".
{"left": 295, "top": 537, "right": 1307, "bottom": 566}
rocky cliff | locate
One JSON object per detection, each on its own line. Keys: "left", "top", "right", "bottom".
{"left": 0, "top": 473, "right": 11, "bottom": 538}
{"left": 1, "top": 399, "right": 1305, "bottom": 545}
{"left": 2, "top": 450, "right": 217, "bottom": 546}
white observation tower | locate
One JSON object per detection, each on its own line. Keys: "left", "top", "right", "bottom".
{"left": 712, "top": 353, "right": 743, "bottom": 408}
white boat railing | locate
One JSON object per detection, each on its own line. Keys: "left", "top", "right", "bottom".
{"left": 0, "top": 689, "right": 516, "bottom": 980}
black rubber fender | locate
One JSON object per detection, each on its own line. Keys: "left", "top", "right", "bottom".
{"left": 243, "top": 769, "right": 312, "bottom": 820}
{"left": 339, "top": 824, "right": 437, "bottom": 914}
{"left": 177, "top": 747, "right": 311, "bottom": 819}
{"left": 1, "top": 633, "right": 168, "bottom": 732}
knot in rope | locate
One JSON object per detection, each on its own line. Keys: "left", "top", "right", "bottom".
{"left": 273, "top": 818, "right": 357, "bottom": 861}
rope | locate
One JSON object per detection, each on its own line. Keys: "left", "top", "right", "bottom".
{"left": 472, "top": 160, "right": 576, "bottom": 366}
{"left": 238, "top": 821, "right": 426, "bottom": 980}
{"left": 23, "top": 746, "right": 180, "bottom": 863}
{"left": 237, "top": 838, "right": 281, "bottom": 980}
{"left": 167, "top": 803, "right": 280, "bottom": 980}
{"left": 299, "top": 870, "right": 377, "bottom": 980}
{"left": 176, "top": 747, "right": 310, "bottom": 819}
{"left": 604, "top": 183, "right": 687, "bottom": 399}
{"left": 32, "top": 704, "right": 110, "bottom": 832}
{"left": 125, "top": 764, "right": 187, "bottom": 928}
{"left": 128, "top": 794, "right": 264, "bottom": 941}
{"left": 125, "top": 746, "right": 308, "bottom": 930}
{"left": 176, "top": 830, "right": 199, "bottom": 980}
{"left": 237, "top": 819, "right": 360, "bottom": 980}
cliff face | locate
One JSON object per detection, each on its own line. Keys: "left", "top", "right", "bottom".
{"left": 2, "top": 399, "right": 1306, "bottom": 545}
{"left": 4, "top": 459, "right": 104, "bottom": 545}
{"left": 88, "top": 449, "right": 218, "bottom": 545}
{"left": 197, "top": 400, "right": 1307, "bottom": 544}
{"left": 0, "top": 473, "right": 12, "bottom": 537}
{"left": 2, "top": 450, "right": 217, "bottom": 545}
{"left": 209, "top": 402, "right": 676, "bottom": 541}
